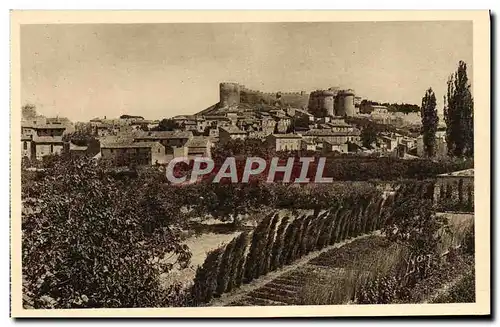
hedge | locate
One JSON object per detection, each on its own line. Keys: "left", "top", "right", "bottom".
{"left": 189, "top": 180, "right": 454, "bottom": 305}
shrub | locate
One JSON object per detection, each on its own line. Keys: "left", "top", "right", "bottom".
{"left": 432, "top": 269, "right": 475, "bottom": 303}
{"left": 228, "top": 232, "right": 249, "bottom": 291}
{"left": 383, "top": 196, "right": 448, "bottom": 256}
{"left": 244, "top": 213, "right": 275, "bottom": 282}
{"left": 331, "top": 207, "right": 345, "bottom": 244}
{"left": 315, "top": 210, "right": 332, "bottom": 249}
{"left": 260, "top": 214, "right": 280, "bottom": 275}
{"left": 312, "top": 210, "right": 330, "bottom": 251}
{"left": 190, "top": 247, "right": 224, "bottom": 306}
{"left": 284, "top": 219, "right": 301, "bottom": 265}
{"left": 298, "top": 215, "right": 314, "bottom": 257}
{"left": 458, "top": 179, "right": 464, "bottom": 205}
{"left": 461, "top": 222, "right": 475, "bottom": 255}
{"left": 22, "top": 157, "right": 191, "bottom": 309}
{"left": 270, "top": 216, "right": 290, "bottom": 271}
{"left": 215, "top": 237, "right": 238, "bottom": 296}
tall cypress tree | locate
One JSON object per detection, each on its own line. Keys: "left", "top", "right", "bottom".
{"left": 444, "top": 60, "right": 474, "bottom": 157}
{"left": 421, "top": 88, "right": 439, "bottom": 157}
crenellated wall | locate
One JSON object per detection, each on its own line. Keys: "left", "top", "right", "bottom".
{"left": 220, "top": 82, "right": 310, "bottom": 108}
{"left": 217, "top": 82, "right": 356, "bottom": 117}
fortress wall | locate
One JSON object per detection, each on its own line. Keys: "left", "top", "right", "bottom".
{"left": 240, "top": 86, "right": 309, "bottom": 107}
{"left": 280, "top": 93, "right": 310, "bottom": 108}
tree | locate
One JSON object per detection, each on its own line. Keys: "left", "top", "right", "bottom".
{"left": 22, "top": 104, "right": 38, "bottom": 119}
{"left": 154, "top": 118, "right": 177, "bottom": 131}
{"left": 382, "top": 196, "right": 448, "bottom": 256}
{"left": 444, "top": 61, "right": 474, "bottom": 157}
{"left": 22, "top": 157, "right": 191, "bottom": 308}
{"left": 361, "top": 123, "right": 379, "bottom": 149}
{"left": 420, "top": 88, "right": 439, "bottom": 157}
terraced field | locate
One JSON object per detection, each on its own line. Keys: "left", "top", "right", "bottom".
{"left": 228, "top": 236, "right": 392, "bottom": 306}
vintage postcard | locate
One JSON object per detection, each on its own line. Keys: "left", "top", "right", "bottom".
{"left": 10, "top": 10, "right": 490, "bottom": 318}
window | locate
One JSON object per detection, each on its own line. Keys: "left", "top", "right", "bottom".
{"left": 50, "top": 145, "right": 54, "bottom": 153}
{"left": 23, "top": 141, "right": 27, "bottom": 150}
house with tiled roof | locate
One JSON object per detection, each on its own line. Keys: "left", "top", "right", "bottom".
{"left": 303, "top": 128, "right": 361, "bottom": 145}
{"left": 133, "top": 131, "right": 193, "bottom": 153}
{"left": 100, "top": 141, "right": 167, "bottom": 166}
{"left": 218, "top": 126, "right": 247, "bottom": 145}
{"left": 186, "top": 136, "right": 213, "bottom": 158}
{"left": 265, "top": 133, "right": 302, "bottom": 151}
{"left": 21, "top": 118, "right": 67, "bottom": 160}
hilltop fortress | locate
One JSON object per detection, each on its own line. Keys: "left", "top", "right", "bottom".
{"left": 204, "top": 82, "right": 359, "bottom": 117}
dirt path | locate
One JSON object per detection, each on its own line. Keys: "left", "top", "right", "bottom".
{"left": 208, "top": 232, "right": 379, "bottom": 307}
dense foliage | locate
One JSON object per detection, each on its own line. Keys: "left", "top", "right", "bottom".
{"left": 421, "top": 88, "right": 439, "bottom": 157}
{"left": 360, "top": 100, "right": 420, "bottom": 114}
{"left": 444, "top": 60, "right": 474, "bottom": 157}
{"left": 22, "top": 157, "right": 191, "bottom": 308}
{"left": 189, "top": 189, "right": 395, "bottom": 306}
{"left": 210, "top": 139, "right": 474, "bottom": 181}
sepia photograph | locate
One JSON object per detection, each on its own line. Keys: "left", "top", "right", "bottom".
{"left": 10, "top": 10, "right": 490, "bottom": 318}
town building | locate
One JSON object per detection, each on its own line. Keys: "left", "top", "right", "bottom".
{"left": 100, "top": 142, "right": 166, "bottom": 166}
{"left": 64, "top": 142, "right": 89, "bottom": 158}
{"left": 265, "top": 134, "right": 302, "bottom": 151}
{"left": 322, "top": 140, "right": 348, "bottom": 154}
{"left": 416, "top": 134, "right": 448, "bottom": 158}
{"left": 379, "top": 135, "right": 399, "bottom": 152}
{"left": 186, "top": 136, "right": 213, "bottom": 158}
{"left": 21, "top": 120, "right": 67, "bottom": 160}
{"left": 134, "top": 131, "right": 193, "bottom": 153}
{"left": 218, "top": 126, "right": 247, "bottom": 145}
{"left": 303, "top": 128, "right": 361, "bottom": 145}
{"left": 301, "top": 139, "right": 317, "bottom": 151}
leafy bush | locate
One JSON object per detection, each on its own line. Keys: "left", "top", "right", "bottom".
{"left": 229, "top": 232, "right": 250, "bottom": 291}
{"left": 190, "top": 192, "right": 393, "bottom": 306}
{"left": 270, "top": 216, "right": 290, "bottom": 271}
{"left": 22, "top": 157, "right": 191, "bottom": 309}
{"left": 432, "top": 269, "right": 475, "bottom": 303}
{"left": 190, "top": 247, "right": 224, "bottom": 306}
{"left": 244, "top": 213, "right": 274, "bottom": 282}
{"left": 215, "top": 237, "right": 237, "bottom": 297}
{"left": 382, "top": 196, "right": 449, "bottom": 256}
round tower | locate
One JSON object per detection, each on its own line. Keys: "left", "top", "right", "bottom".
{"left": 308, "top": 90, "right": 334, "bottom": 117}
{"left": 321, "top": 90, "right": 335, "bottom": 117}
{"left": 342, "top": 89, "right": 356, "bottom": 117}
{"left": 219, "top": 82, "right": 241, "bottom": 107}
{"left": 336, "top": 89, "right": 356, "bottom": 116}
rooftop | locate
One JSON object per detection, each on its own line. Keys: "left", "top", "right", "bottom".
{"left": 101, "top": 142, "right": 163, "bottom": 149}
{"left": 69, "top": 143, "right": 88, "bottom": 151}
{"left": 186, "top": 136, "right": 212, "bottom": 148}
{"left": 22, "top": 123, "right": 67, "bottom": 130}
{"left": 327, "top": 120, "right": 351, "bottom": 127}
{"left": 437, "top": 168, "right": 474, "bottom": 178}
{"left": 323, "top": 140, "right": 348, "bottom": 145}
{"left": 34, "top": 136, "right": 64, "bottom": 143}
{"left": 135, "top": 131, "right": 193, "bottom": 139}
{"left": 219, "top": 126, "right": 246, "bottom": 134}
{"left": 293, "top": 108, "right": 314, "bottom": 116}
{"left": 270, "top": 133, "right": 302, "bottom": 139}
{"left": 304, "top": 129, "right": 361, "bottom": 137}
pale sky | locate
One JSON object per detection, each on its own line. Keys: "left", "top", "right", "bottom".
{"left": 21, "top": 21, "right": 472, "bottom": 122}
